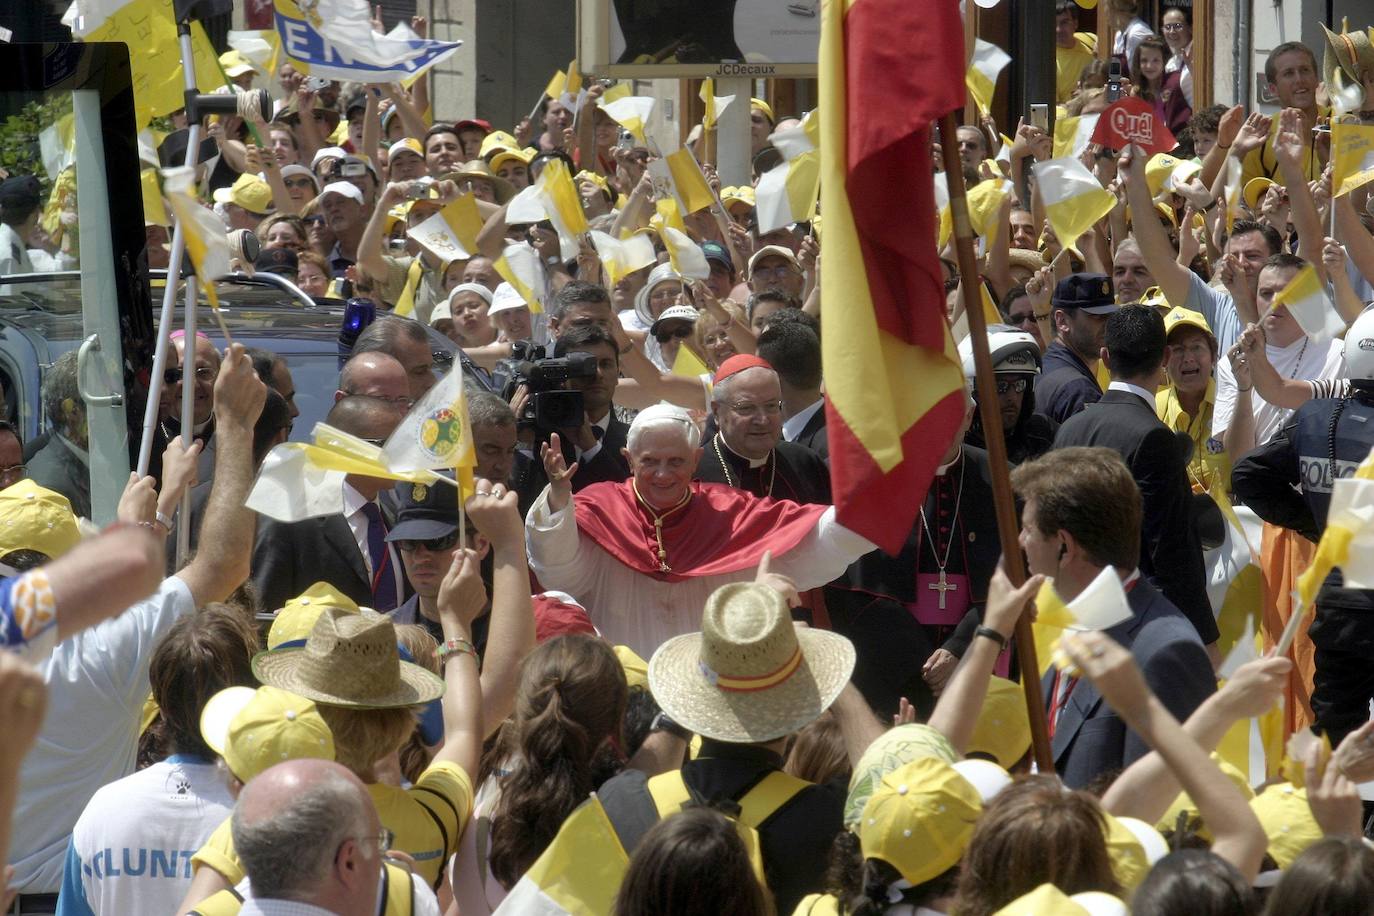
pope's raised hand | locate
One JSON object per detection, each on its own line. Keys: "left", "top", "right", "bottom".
{"left": 541, "top": 432, "right": 579, "bottom": 512}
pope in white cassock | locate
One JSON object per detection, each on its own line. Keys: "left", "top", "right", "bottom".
{"left": 525, "top": 403, "right": 878, "bottom": 656}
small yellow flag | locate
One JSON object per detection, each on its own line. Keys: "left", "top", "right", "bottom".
{"left": 671, "top": 341, "right": 711, "bottom": 378}
{"left": 663, "top": 147, "right": 719, "bottom": 215}
{"left": 966, "top": 38, "right": 1011, "bottom": 116}
{"left": 1332, "top": 120, "right": 1374, "bottom": 198}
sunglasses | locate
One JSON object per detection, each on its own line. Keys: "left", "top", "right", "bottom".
{"left": 303, "top": 216, "right": 327, "bottom": 228}
{"left": 654, "top": 325, "right": 693, "bottom": 343}
{"left": 996, "top": 378, "right": 1029, "bottom": 395}
{"left": 164, "top": 366, "right": 216, "bottom": 385}
{"left": 394, "top": 530, "right": 462, "bottom": 553}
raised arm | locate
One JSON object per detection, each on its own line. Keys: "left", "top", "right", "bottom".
{"left": 1274, "top": 109, "right": 1328, "bottom": 278}
{"left": 432, "top": 548, "right": 486, "bottom": 778}
{"left": 463, "top": 484, "right": 535, "bottom": 739}
{"left": 358, "top": 181, "right": 410, "bottom": 283}
{"left": 1063, "top": 631, "right": 1269, "bottom": 883}
{"left": 1119, "top": 146, "right": 1194, "bottom": 307}
{"left": 176, "top": 344, "right": 267, "bottom": 607}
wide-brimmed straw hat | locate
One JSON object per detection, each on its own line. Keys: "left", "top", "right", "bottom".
{"left": 648, "top": 582, "right": 855, "bottom": 743}
{"left": 252, "top": 606, "right": 445, "bottom": 709}
{"left": 1320, "top": 23, "right": 1374, "bottom": 92}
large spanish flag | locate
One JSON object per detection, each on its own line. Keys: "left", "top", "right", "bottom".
{"left": 821, "top": 0, "right": 969, "bottom": 554}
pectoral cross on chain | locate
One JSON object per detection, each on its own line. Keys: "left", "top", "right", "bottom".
{"left": 927, "top": 570, "right": 958, "bottom": 610}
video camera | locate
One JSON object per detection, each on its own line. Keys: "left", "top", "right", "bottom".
{"left": 498, "top": 342, "right": 599, "bottom": 434}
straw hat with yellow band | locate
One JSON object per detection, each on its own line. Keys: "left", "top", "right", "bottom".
{"left": 1320, "top": 23, "right": 1374, "bottom": 92}
{"left": 992, "top": 884, "right": 1129, "bottom": 916}
{"left": 647, "top": 582, "right": 855, "bottom": 744}
{"left": 441, "top": 160, "right": 516, "bottom": 205}
{"left": 0, "top": 480, "right": 82, "bottom": 560}
{"left": 253, "top": 606, "right": 445, "bottom": 709}
{"left": 266, "top": 581, "right": 362, "bottom": 649}
{"left": 200, "top": 685, "right": 335, "bottom": 783}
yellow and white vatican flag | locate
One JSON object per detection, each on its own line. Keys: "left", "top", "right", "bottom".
{"left": 383, "top": 366, "right": 478, "bottom": 500}
{"left": 1271, "top": 263, "right": 1345, "bottom": 343}
{"left": 966, "top": 38, "right": 1011, "bottom": 116}
{"left": 247, "top": 424, "right": 440, "bottom": 523}
{"left": 406, "top": 197, "right": 484, "bottom": 269}
{"left": 1332, "top": 120, "right": 1374, "bottom": 198}
{"left": 647, "top": 148, "right": 717, "bottom": 217}
{"left": 495, "top": 242, "right": 546, "bottom": 313}
{"left": 1032, "top": 567, "right": 1134, "bottom": 676}
{"left": 544, "top": 60, "right": 585, "bottom": 109}
{"left": 504, "top": 159, "right": 589, "bottom": 261}
{"left": 161, "top": 166, "right": 231, "bottom": 310}
{"left": 660, "top": 225, "right": 711, "bottom": 280}
{"left": 589, "top": 231, "right": 657, "bottom": 286}
{"left": 600, "top": 96, "right": 656, "bottom": 146}
{"left": 1052, "top": 113, "right": 1100, "bottom": 160}
{"left": 1033, "top": 157, "right": 1116, "bottom": 251}
{"left": 699, "top": 78, "right": 736, "bottom": 130}
{"left": 493, "top": 800, "right": 630, "bottom": 916}
{"left": 755, "top": 110, "right": 820, "bottom": 235}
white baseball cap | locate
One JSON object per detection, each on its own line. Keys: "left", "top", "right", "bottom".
{"left": 320, "top": 181, "right": 364, "bottom": 205}
{"left": 310, "top": 146, "right": 347, "bottom": 170}
{"left": 488, "top": 282, "right": 528, "bottom": 315}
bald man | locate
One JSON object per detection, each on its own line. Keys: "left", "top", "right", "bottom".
{"left": 250, "top": 395, "right": 410, "bottom": 613}
{"left": 336, "top": 351, "right": 412, "bottom": 407}
{"left": 160, "top": 333, "right": 224, "bottom": 483}
{"left": 232, "top": 760, "right": 381, "bottom": 916}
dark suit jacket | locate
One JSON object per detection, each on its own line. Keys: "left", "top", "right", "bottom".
{"left": 1053, "top": 388, "right": 1219, "bottom": 645}
{"left": 1045, "top": 578, "right": 1215, "bottom": 788}
{"left": 514, "top": 414, "right": 632, "bottom": 516}
{"left": 791, "top": 404, "right": 829, "bottom": 462}
{"left": 27, "top": 435, "right": 91, "bottom": 519}
{"left": 251, "top": 512, "right": 409, "bottom": 614}
{"left": 695, "top": 436, "right": 831, "bottom": 505}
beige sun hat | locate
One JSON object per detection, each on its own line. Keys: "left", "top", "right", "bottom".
{"left": 648, "top": 582, "right": 855, "bottom": 743}
{"left": 251, "top": 606, "right": 445, "bottom": 709}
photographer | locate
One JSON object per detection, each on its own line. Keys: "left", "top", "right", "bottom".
{"left": 511, "top": 325, "right": 632, "bottom": 513}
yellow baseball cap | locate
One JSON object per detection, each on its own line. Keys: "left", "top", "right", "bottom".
{"left": 479, "top": 130, "right": 522, "bottom": 160}
{"left": 490, "top": 147, "right": 534, "bottom": 173}
{"left": 614, "top": 645, "right": 648, "bottom": 690}
{"left": 200, "top": 685, "right": 335, "bottom": 783}
{"left": 1156, "top": 753, "right": 1252, "bottom": 839}
{"left": 1102, "top": 814, "right": 1168, "bottom": 890}
{"left": 993, "top": 884, "right": 1128, "bottom": 916}
{"left": 1243, "top": 177, "right": 1278, "bottom": 211}
{"left": 218, "top": 49, "right": 257, "bottom": 79}
{"left": 1249, "top": 782, "right": 1322, "bottom": 869}
{"left": 858, "top": 757, "right": 982, "bottom": 886}
{"left": 845, "top": 723, "right": 958, "bottom": 829}
{"left": 966, "top": 676, "right": 1032, "bottom": 768}
{"left": 1163, "top": 305, "right": 1214, "bottom": 340}
{"left": 267, "top": 581, "right": 361, "bottom": 649}
{"left": 575, "top": 170, "right": 611, "bottom": 196}
{"left": 722, "top": 186, "right": 756, "bottom": 208}
{"left": 751, "top": 98, "right": 775, "bottom": 123}
{"left": 0, "top": 480, "right": 81, "bottom": 559}
{"left": 387, "top": 137, "right": 424, "bottom": 162}
{"left": 212, "top": 173, "right": 274, "bottom": 216}
{"left": 1144, "top": 153, "right": 1183, "bottom": 198}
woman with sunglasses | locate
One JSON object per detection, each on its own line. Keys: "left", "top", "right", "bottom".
{"left": 633, "top": 263, "right": 695, "bottom": 372}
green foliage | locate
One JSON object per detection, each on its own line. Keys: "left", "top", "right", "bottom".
{"left": 0, "top": 94, "right": 75, "bottom": 198}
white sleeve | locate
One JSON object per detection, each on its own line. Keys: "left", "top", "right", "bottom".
{"left": 1212, "top": 353, "right": 1238, "bottom": 436}
{"left": 410, "top": 873, "right": 442, "bottom": 916}
{"left": 769, "top": 507, "right": 878, "bottom": 590}
{"left": 524, "top": 486, "right": 600, "bottom": 598}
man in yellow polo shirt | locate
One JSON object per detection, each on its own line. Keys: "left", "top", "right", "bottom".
{"left": 1156, "top": 306, "right": 1231, "bottom": 495}
{"left": 1055, "top": 1, "right": 1097, "bottom": 105}
{"left": 1239, "top": 42, "right": 1328, "bottom": 186}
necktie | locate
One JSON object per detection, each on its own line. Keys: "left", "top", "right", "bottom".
{"left": 360, "top": 501, "right": 397, "bottom": 612}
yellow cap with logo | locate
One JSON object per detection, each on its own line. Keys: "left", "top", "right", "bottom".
{"left": 857, "top": 757, "right": 983, "bottom": 886}
{"left": 1249, "top": 782, "right": 1322, "bottom": 869}
{"left": 267, "top": 581, "right": 361, "bottom": 649}
{"left": 200, "top": 685, "right": 335, "bottom": 783}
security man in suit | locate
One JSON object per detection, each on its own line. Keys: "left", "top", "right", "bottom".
{"left": 1013, "top": 446, "right": 1214, "bottom": 789}
{"left": 1053, "top": 305, "right": 1218, "bottom": 652}
{"left": 1233, "top": 308, "right": 1374, "bottom": 748}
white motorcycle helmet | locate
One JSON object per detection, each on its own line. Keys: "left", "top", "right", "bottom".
{"left": 958, "top": 326, "right": 1042, "bottom": 379}
{"left": 1345, "top": 307, "right": 1374, "bottom": 381}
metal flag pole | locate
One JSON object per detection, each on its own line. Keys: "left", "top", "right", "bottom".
{"left": 938, "top": 110, "right": 1054, "bottom": 773}
{"left": 174, "top": 21, "right": 203, "bottom": 571}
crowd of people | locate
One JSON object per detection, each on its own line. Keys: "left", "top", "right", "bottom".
{"left": 4, "top": 0, "right": 1374, "bottom": 914}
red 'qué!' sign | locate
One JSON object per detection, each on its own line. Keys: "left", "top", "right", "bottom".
{"left": 1090, "top": 96, "right": 1177, "bottom": 156}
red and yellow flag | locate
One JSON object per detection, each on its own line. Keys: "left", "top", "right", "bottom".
{"left": 820, "top": 0, "right": 968, "bottom": 554}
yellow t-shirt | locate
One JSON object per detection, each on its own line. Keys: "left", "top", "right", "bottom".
{"left": 1156, "top": 380, "right": 1232, "bottom": 495}
{"left": 192, "top": 760, "right": 474, "bottom": 889}
{"left": 1056, "top": 42, "right": 1096, "bottom": 104}
{"left": 1239, "top": 108, "right": 1330, "bottom": 189}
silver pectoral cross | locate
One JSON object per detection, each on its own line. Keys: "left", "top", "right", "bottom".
{"left": 927, "top": 569, "right": 959, "bottom": 610}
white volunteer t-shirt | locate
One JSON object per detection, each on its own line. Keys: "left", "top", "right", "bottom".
{"left": 59, "top": 756, "right": 233, "bottom": 916}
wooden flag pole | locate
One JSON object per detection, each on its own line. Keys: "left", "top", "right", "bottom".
{"left": 938, "top": 111, "right": 1054, "bottom": 773}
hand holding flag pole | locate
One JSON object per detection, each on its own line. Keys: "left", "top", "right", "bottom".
{"left": 939, "top": 111, "right": 1054, "bottom": 773}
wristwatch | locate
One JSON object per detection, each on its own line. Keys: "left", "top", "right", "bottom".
{"left": 649, "top": 711, "right": 692, "bottom": 742}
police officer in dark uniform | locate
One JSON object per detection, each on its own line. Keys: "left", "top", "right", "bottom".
{"left": 1035, "top": 273, "right": 1119, "bottom": 424}
{"left": 960, "top": 325, "right": 1059, "bottom": 464}
{"left": 1233, "top": 310, "right": 1374, "bottom": 747}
